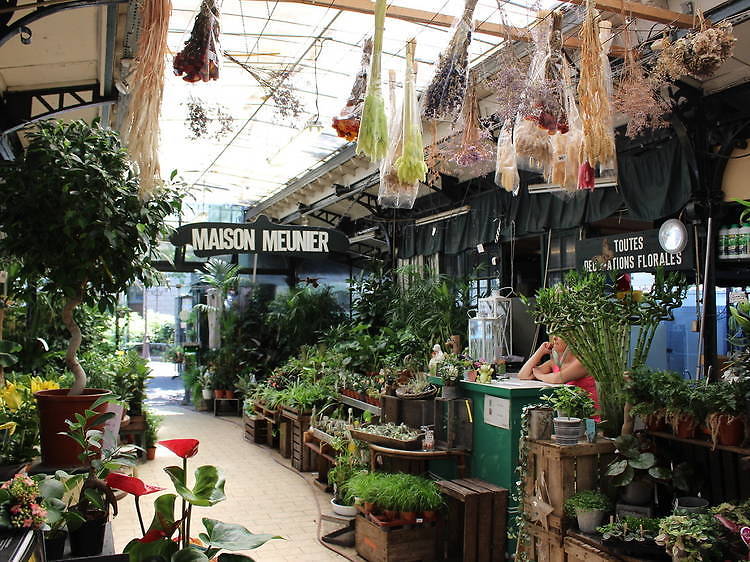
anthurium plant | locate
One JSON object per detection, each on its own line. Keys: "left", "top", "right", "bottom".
{"left": 117, "top": 438, "right": 281, "bottom": 561}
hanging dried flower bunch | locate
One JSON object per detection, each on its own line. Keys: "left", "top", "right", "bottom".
{"left": 184, "top": 98, "right": 235, "bottom": 140}
{"left": 653, "top": 19, "right": 736, "bottom": 82}
{"left": 424, "top": 123, "right": 450, "bottom": 186}
{"left": 215, "top": 104, "right": 234, "bottom": 139}
{"left": 527, "top": 12, "right": 568, "bottom": 134}
{"left": 421, "top": 0, "right": 479, "bottom": 122}
{"left": 173, "top": 0, "right": 221, "bottom": 82}
{"left": 452, "top": 77, "right": 494, "bottom": 167}
{"left": 394, "top": 40, "right": 427, "bottom": 185}
{"left": 577, "top": 2, "right": 615, "bottom": 169}
{"left": 489, "top": 4, "right": 528, "bottom": 125}
{"left": 225, "top": 53, "right": 304, "bottom": 121}
{"left": 332, "top": 37, "right": 372, "bottom": 142}
{"left": 615, "top": 45, "right": 669, "bottom": 138}
{"left": 357, "top": 0, "right": 388, "bottom": 162}
{"left": 495, "top": 120, "right": 519, "bottom": 193}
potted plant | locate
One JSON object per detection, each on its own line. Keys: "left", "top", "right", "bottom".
{"left": 197, "top": 370, "right": 213, "bottom": 401}
{"left": 328, "top": 450, "right": 364, "bottom": 517}
{"left": 597, "top": 516, "right": 665, "bottom": 559}
{"left": 624, "top": 367, "right": 683, "bottom": 432}
{"left": 544, "top": 385, "right": 595, "bottom": 445}
{"left": 60, "top": 396, "right": 136, "bottom": 556}
{"left": 144, "top": 408, "right": 162, "bottom": 460}
{"left": 564, "top": 490, "right": 610, "bottom": 533}
{"left": 605, "top": 435, "right": 671, "bottom": 506}
{"left": 663, "top": 377, "right": 704, "bottom": 439}
{"left": 655, "top": 514, "right": 724, "bottom": 561}
{"left": 0, "top": 119, "right": 182, "bottom": 467}
{"left": 35, "top": 471, "right": 88, "bottom": 560}
{"left": 703, "top": 379, "right": 747, "bottom": 448}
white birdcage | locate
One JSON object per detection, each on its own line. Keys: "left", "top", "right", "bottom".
{"left": 469, "top": 290, "right": 512, "bottom": 361}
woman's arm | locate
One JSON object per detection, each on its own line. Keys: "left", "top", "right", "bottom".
{"left": 533, "top": 357, "right": 588, "bottom": 384}
{"left": 518, "top": 342, "right": 552, "bottom": 380}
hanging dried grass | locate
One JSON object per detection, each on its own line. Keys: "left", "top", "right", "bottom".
{"left": 577, "top": 2, "right": 615, "bottom": 169}
{"left": 122, "top": 0, "right": 171, "bottom": 199}
{"left": 615, "top": 46, "right": 669, "bottom": 138}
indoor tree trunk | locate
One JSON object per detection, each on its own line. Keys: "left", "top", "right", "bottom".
{"left": 62, "top": 293, "right": 87, "bottom": 396}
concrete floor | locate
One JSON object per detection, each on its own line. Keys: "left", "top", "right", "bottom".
{"left": 110, "top": 361, "right": 356, "bottom": 561}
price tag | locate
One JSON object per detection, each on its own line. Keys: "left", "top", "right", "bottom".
{"left": 729, "top": 291, "right": 748, "bottom": 304}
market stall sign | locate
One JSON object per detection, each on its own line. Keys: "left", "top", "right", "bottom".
{"left": 170, "top": 215, "right": 349, "bottom": 257}
{"left": 576, "top": 229, "right": 694, "bottom": 273}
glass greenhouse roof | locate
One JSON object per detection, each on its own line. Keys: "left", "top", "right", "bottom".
{"left": 161, "top": 0, "right": 563, "bottom": 209}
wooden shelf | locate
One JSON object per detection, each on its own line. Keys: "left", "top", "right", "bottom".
{"left": 649, "top": 431, "right": 750, "bottom": 456}
{"left": 338, "top": 394, "right": 381, "bottom": 416}
{"left": 305, "top": 441, "right": 337, "bottom": 464}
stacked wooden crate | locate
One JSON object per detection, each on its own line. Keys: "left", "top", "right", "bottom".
{"left": 355, "top": 515, "right": 437, "bottom": 562}
{"left": 518, "top": 439, "right": 616, "bottom": 562}
{"left": 243, "top": 413, "right": 267, "bottom": 444}
{"left": 282, "top": 406, "right": 314, "bottom": 471}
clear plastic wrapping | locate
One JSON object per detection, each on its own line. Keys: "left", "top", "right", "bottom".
{"left": 421, "top": 0, "right": 479, "bottom": 122}
{"left": 495, "top": 120, "right": 519, "bottom": 194}
{"left": 173, "top": 0, "right": 221, "bottom": 82}
{"left": 357, "top": 0, "right": 388, "bottom": 162}
{"left": 394, "top": 40, "right": 427, "bottom": 186}
{"left": 526, "top": 12, "right": 567, "bottom": 134}
{"left": 332, "top": 37, "right": 372, "bottom": 142}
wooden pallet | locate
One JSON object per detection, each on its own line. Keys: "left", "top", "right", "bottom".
{"left": 436, "top": 478, "right": 508, "bottom": 562}
{"left": 355, "top": 514, "right": 437, "bottom": 562}
{"left": 243, "top": 414, "right": 267, "bottom": 444}
{"left": 523, "top": 439, "right": 616, "bottom": 535}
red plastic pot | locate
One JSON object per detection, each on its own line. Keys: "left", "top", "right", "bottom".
{"left": 422, "top": 510, "right": 438, "bottom": 522}
{"left": 383, "top": 509, "right": 398, "bottom": 521}
{"left": 35, "top": 389, "right": 111, "bottom": 467}
{"left": 214, "top": 390, "right": 225, "bottom": 399}
{"left": 224, "top": 390, "right": 235, "bottom": 400}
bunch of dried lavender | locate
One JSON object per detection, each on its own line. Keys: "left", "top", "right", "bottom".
{"left": 226, "top": 52, "right": 305, "bottom": 120}
{"left": 421, "top": 0, "right": 479, "bottom": 122}
{"left": 214, "top": 104, "right": 235, "bottom": 139}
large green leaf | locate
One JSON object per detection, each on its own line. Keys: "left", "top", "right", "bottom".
{"left": 164, "top": 466, "right": 226, "bottom": 507}
{"left": 0, "top": 340, "right": 21, "bottom": 354}
{"left": 148, "top": 493, "right": 178, "bottom": 535}
{"left": 200, "top": 518, "right": 282, "bottom": 550}
{"left": 123, "top": 537, "right": 178, "bottom": 562}
{"left": 648, "top": 466, "right": 672, "bottom": 481}
{"left": 171, "top": 547, "right": 209, "bottom": 562}
{"left": 628, "top": 452, "right": 656, "bottom": 470}
{"left": 605, "top": 459, "right": 628, "bottom": 477}
{"left": 610, "top": 465, "right": 635, "bottom": 487}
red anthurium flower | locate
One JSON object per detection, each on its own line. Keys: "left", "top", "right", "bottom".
{"left": 139, "top": 529, "right": 167, "bottom": 543}
{"left": 158, "top": 439, "right": 199, "bottom": 459}
{"left": 105, "top": 473, "right": 165, "bottom": 497}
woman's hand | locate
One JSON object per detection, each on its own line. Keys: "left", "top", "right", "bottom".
{"left": 519, "top": 342, "right": 554, "bottom": 380}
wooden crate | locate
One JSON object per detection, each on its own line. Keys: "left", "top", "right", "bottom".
{"left": 401, "top": 399, "right": 435, "bottom": 429}
{"left": 278, "top": 420, "right": 291, "bottom": 458}
{"left": 564, "top": 535, "right": 624, "bottom": 562}
{"left": 523, "top": 439, "right": 616, "bottom": 535}
{"left": 243, "top": 414, "right": 267, "bottom": 444}
{"left": 283, "top": 410, "right": 313, "bottom": 472}
{"left": 520, "top": 521, "right": 564, "bottom": 562}
{"left": 436, "top": 478, "right": 508, "bottom": 562}
{"left": 355, "top": 515, "right": 437, "bottom": 562}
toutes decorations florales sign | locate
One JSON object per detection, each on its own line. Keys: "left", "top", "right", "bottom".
{"left": 576, "top": 229, "right": 693, "bottom": 273}
{"left": 170, "top": 215, "right": 349, "bottom": 257}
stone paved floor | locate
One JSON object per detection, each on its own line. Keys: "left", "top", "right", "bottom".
{"left": 111, "top": 361, "right": 357, "bottom": 561}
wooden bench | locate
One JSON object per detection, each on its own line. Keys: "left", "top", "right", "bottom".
{"left": 436, "top": 478, "right": 508, "bottom": 562}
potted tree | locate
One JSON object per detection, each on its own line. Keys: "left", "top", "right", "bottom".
{"left": 564, "top": 490, "right": 610, "bottom": 533}
{"left": 0, "top": 119, "right": 182, "bottom": 466}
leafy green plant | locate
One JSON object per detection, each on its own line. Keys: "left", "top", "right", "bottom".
{"left": 34, "top": 471, "right": 87, "bottom": 536}
{"left": 564, "top": 490, "right": 610, "bottom": 515}
{"left": 356, "top": 423, "right": 419, "bottom": 441}
{"left": 597, "top": 516, "right": 661, "bottom": 542}
{"left": 345, "top": 472, "right": 442, "bottom": 513}
{"left": 655, "top": 514, "right": 724, "bottom": 561}
{"left": 543, "top": 385, "right": 596, "bottom": 419}
{"left": 703, "top": 379, "right": 749, "bottom": 448}
{"left": 0, "top": 119, "right": 184, "bottom": 394}
{"left": 605, "top": 435, "right": 671, "bottom": 487}
{"left": 623, "top": 367, "right": 683, "bottom": 420}
{"left": 144, "top": 408, "right": 163, "bottom": 448}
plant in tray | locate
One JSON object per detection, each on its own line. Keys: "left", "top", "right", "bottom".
{"left": 606, "top": 434, "right": 671, "bottom": 506}
{"left": 656, "top": 513, "right": 725, "bottom": 562}
{"left": 564, "top": 490, "right": 610, "bottom": 533}
{"left": 597, "top": 516, "right": 665, "bottom": 559}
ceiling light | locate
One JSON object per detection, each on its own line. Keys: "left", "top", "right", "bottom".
{"left": 349, "top": 227, "right": 379, "bottom": 244}
{"left": 527, "top": 177, "right": 618, "bottom": 194}
{"left": 415, "top": 206, "right": 471, "bottom": 226}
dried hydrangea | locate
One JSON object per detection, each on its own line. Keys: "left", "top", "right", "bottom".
{"left": 653, "top": 20, "right": 736, "bottom": 82}
{"left": 615, "top": 54, "right": 669, "bottom": 138}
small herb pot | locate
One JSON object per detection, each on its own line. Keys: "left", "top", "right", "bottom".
{"left": 214, "top": 389, "right": 224, "bottom": 400}
{"left": 330, "top": 498, "right": 357, "bottom": 517}
{"left": 672, "top": 415, "right": 697, "bottom": 439}
{"left": 224, "top": 390, "right": 235, "bottom": 399}
{"left": 44, "top": 530, "right": 67, "bottom": 561}
{"left": 715, "top": 414, "right": 744, "bottom": 446}
{"left": 575, "top": 508, "right": 606, "bottom": 534}
{"left": 202, "top": 388, "right": 212, "bottom": 400}
{"left": 466, "top": 370, "right": 477, "bottom": 382}
{"left": 400, "top": 511, "right": 417, "bottom": 523}
{"left": 422, "top": 510, "right": 438, "bottom": 522}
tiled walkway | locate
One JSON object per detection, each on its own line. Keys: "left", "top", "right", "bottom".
{"left": 111, "top": 362, "right": 355, "bottom": 561}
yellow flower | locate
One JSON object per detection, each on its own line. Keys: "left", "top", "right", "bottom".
{"left": 0, "top": 422, "right": 17, "bottom": 435}
{"left": 115, "top": 350, "right": 125, "bottom": 356}
{"left": 30, "top": 377, "right": 60, "bottom": 394}
{"left": 0, "top": 384, "right": 23, "bottom": 411}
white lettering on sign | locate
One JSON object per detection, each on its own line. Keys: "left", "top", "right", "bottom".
{"left": 612, "top": 236, "right": 644, "bottom": 253}
{"left": 261, "top": 229, "right": 330, "bottom": 253}
{"left": 192, "top": 227, "right": 256, "bottom": 252}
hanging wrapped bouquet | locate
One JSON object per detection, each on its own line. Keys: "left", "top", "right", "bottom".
{"left": 173, "top": 0, "right": 222, "bottom": 82}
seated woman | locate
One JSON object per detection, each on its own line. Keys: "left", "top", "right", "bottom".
{"left": 518, "top": 336, "right": 599, "bottom": 411}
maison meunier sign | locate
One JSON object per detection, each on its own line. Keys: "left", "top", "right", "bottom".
{"left": 170, "top": 215, "right": 349, "bottom": 257}
{"left": 576, "top": 229, "right": 693, "bottom": 273}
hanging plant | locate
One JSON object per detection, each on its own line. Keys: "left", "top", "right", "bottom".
{"left": 394, "top": 40, "right": 427, "bottom": 185}
{"left": 173, "top": 0, "right": 222, "bottom": 82}
{"left": 577, "top": 2, "right": 615, "bottom": 169}
{"left": 332, "top": 37, "right": 372, "bottom": 142}
{"left": 615, "top": 44, "right": 669, "bottom": 139}
{"left": 184, "top": 98, "right": 234, "bottom": 141}
{"left": 489, "top": 5, "right": 529, "bottom": 125}
{"left": 421, "top": 0, "right": 479, "bottom": 122}
{"left": 357, "top": 0, "right": 388, "bottom": 162}
{"left": 653, "top": 18, "right": 736, "bottom": 82}
{"left": 225, "top": 53, "right": 304, "bottom": 121}
{"left": 527, "top": 12, "right": 568, "bottom": 134}
{"left": 452, "top": 77, "right": 494, "bottom": 167}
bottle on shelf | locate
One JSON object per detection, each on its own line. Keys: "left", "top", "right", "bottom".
{"left": 727, "top": 225, "right": 740, "bottom": 259}
{"left": 739, "top": 224, "right": 750, "bottom": 259}
{"left": 719, "top": 225, "right": 729, "bottom": 259}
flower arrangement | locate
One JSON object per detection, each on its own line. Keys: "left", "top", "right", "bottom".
{"left": 0, "top": 473, "right": 46, "bottom": 529}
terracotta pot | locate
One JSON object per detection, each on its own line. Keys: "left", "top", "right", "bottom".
{"left": 716, "top": 414, "right": 745, "bottom": 446}
{"left": 35, "top": 388, "right": 111, "bottom": 467}
{"left": 363, "top": 501, "right": 375, "bottom": 514}
{"left": 400, "top": 511, "right": 417, "bottom": 523}
{"left": 224, "top": 390, "right": 235, "bottom": 400}
{"left": 146, "top": 447, "right": 156, "bottom": 460}
{"left": 214, "top": 390, "right": 225, "bottom": 399}
{"left": 673, "top": 415, "right": 697, "bottom": 439}
{"left": 422, "top": 510, "right": 438, "bottom": 522}
{"left": 383, "top": 509, "right": 398, "bottom": 521}
{"left": 467, "top": 370, "right": 477, "bottom": 382}
{"left": 645, "top": 413, "right": 667, "bottom": 433}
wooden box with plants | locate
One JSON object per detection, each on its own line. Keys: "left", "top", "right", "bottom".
{"left": 564, "top": 534, "right": 623, "bottom": 562}
{"left": 355, "top": 514, "right": 438, "bottom": 562}
{"left": 0, "top": 119, "right": 182, "bottom": 468}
